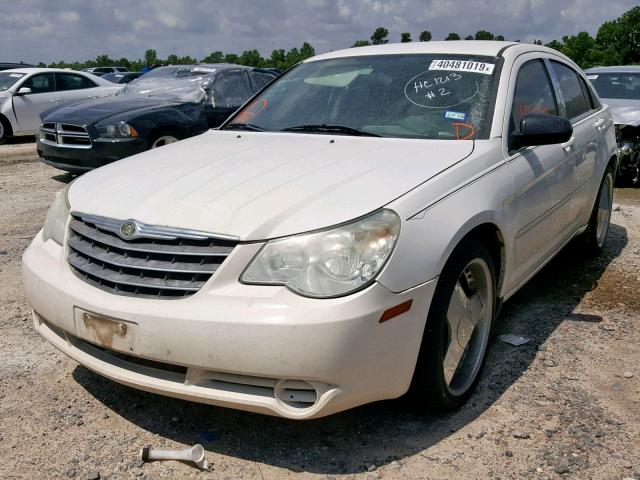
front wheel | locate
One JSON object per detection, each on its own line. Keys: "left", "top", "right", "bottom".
{"left": 149, "top": 134, "right": 179, "bottom": 149}
{"left": 580, "top": 168, "right": 614, "bottom": 254}
{"left": 410, "top": 239, "right": 496, "bottom": 411}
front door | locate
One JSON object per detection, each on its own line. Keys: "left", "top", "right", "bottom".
{"left": 504, "top": 57, "right": 576, "bottom": 289}
{"left": 12, "top": 73, "right": 61, "bottom": 133}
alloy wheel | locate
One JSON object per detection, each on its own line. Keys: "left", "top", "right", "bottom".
{"left": 596, "top": 173, "right": 613, "bottom": 248}
{"left": 151, "top": 135, "right": 179, "bottom": 149}
{"left": 443, "top": 258, "right": 494, "bottom": 396}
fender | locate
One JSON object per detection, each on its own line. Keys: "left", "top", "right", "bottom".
{"left": 379, "top": 141, "right": 513, "bottom": 294}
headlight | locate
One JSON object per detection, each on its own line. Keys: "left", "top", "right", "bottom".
{"left": 42, "top": 185, "right": 71, "bottom": 245}
{"left": 96, "top": 122, "right": 138, "bottom": 138}
{"left": 241, "top": 209, "right": 401, "bottom": 298}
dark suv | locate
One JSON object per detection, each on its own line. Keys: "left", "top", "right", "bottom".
{"left": 0, "top": 62, "right": 34, "bottom": 71}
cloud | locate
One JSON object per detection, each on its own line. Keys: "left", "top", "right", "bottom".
{"left": 58, "top": 11, "right": 80, "bottom": 22}
{"left": 0, "top": 0, "right": 636, "bottom": 64}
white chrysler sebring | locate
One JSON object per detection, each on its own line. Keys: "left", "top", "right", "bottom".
{"left": 23, "top": 42, "right": 617, "bottom": 419}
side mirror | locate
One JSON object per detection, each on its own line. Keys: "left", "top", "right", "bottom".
{"left": 510, "top": 113, "right": 573, "bottom": 150}
{"left": 16, "top": 87, "right": 32, "bottom": 95}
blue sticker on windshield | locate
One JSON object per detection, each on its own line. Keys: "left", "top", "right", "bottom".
{"left": 444, "top": 111, "right": 466, "bottom": 121}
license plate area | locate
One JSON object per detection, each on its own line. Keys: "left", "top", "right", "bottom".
{"left": 73, "top": 308, "right": 139, "bottom": 353}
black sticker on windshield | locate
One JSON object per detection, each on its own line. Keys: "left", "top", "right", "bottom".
{"left": 404, "top": 71, "right": 479, "bottom": 109}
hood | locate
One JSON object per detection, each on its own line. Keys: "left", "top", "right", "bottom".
{"left": 41, "top": 96, "right": 181, "bottom": 126}
{"left": 603, "top": 98, "right": 640, "bottom": 127}
{"left": 68, "top": 130, "right": 474, "bottom": 240}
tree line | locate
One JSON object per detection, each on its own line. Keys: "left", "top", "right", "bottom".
{"left": 40, "top": 6, "right": 638, "bottom": 72}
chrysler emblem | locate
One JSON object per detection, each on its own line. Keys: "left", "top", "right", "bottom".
{"left": 120, "top": 221, "right": 136, "bottom": 238}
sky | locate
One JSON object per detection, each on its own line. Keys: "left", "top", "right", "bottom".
{"left": 1, "top": 0, "right": 637, "bottom": 64}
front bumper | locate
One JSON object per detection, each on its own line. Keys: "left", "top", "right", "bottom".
{"left": 22, "top": 231, "right": 436, "bottom": 419}
{"left": 37, "top": 137, "right": 147, "bottom": 173}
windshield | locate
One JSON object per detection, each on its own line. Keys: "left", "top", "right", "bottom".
{"left": 121, "top": 66, "right": 218, "bottom": 103}
{"left": 226, "top": 54, "right": 500, "bottom": 139}
{"left": 0, "top": 72, "right": 26, "bottom": 91}
{"left": 588, "top": 73, "right": 640, "bottom": 100}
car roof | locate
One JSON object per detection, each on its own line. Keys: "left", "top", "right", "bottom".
{"left": 159, "top": 63, "right": 254, "bottom": 71}
{"left": 306, "top": 41, "right": 575, "bottom": 63}
{"left": 1, "top": 67, "right": 98, "bottom": 75}
{"left": 308, "top": 41, "right": 520, "bottom": 62}
{"left": 585, "top": 65, "right": 640, "bottom": 74}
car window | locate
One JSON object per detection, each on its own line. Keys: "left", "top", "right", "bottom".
{"left": 0, "top": 72, "right": 26, "bottom": 91}
{"left": 122, "top": 74, "right": 140, "bottom": 83}
{"left": 21, "top": 73, "right": 55, "bottom": 93}
{"left": 510, "top": 59, "right": 558, "bottom": 131}
{"left": 211, "top": 71, "right": 253, "bottom": 108}
{"left": 550, "top": 61, "right": 590, "bottom": 121}
{"left": 115, "top": 67, "right": 128, "bottom": 72}
{"left": 579, "top": 75, "right": 600, "bottom": 110}
{"left": 55, "top": 73, "right": 97, "bottom": 91}
{"left": 588, "top": 72, "right": 640, "bottom": 101}
{"left": 250, "top": 72, "right": 275, "bottom": 91}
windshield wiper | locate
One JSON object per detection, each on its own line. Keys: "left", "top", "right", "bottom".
{"left": 223, "top": 122, "right": 267, "bottom": 132}
{"left": 281, "top": 124, "right": 381, "bottom": 137}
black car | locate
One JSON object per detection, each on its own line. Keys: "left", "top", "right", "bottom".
{"left": 101, "top": 72, "right": 142, "bottom": 84}
{"left": 37, "top": 64, "right": 277, "bottom": 173}
{"left": 0, "top": 62, "right": 34, "bottom": 71}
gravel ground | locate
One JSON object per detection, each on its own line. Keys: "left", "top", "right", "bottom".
{"left": 1, "top": 139, "right": 639, "bottom": 480}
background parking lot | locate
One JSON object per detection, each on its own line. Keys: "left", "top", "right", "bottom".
{"left": 1, "top": 139, "right": 640, "bottom": 479}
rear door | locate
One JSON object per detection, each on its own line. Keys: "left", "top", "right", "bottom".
{"left": 12, "top": 72, "right": 60, "bottom": 132}
{"left": 504, "top": 56, "right": 576, "bottom": 287}
{"left": 55, "top": 72, "right": 102, "bottom": 103}
{"left": 547, "top": 60, "right": 604, "bottom": 218}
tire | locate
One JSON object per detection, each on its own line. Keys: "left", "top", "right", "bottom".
{"left": 615, "top": 159, "right": 638, "bottom": 187}
{"left": 0, "top": 115, "right": 9, "bottom": 145}
{"left": 580, "top": 167, "right": 614, "bottom": 254}
{"left": 410, "top": 238, "right": 497, "bottom": 411}
{"left": 149, "top": 132, "right": 180, "bottom": 149}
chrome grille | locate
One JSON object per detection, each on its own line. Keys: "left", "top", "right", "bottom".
{"left": 67, "top": 215, "right": 238, "bottom": 298}
{"left": 40, "top": 123, "right": 92, "bottom": 149}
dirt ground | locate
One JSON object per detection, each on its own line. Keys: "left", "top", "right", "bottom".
{"left": 1, "top": 138, "right": 639, "bottom": 480}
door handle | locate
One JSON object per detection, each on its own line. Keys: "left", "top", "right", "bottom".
{"left": 561, "top": 136, "right": 575, "bottom": 151}
{"left": 594, "top": 118, "right": 605, "bottom": 129}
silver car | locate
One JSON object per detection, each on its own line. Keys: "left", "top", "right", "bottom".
{"left": 0, "top": 68, "right": 121, "bottom": 144}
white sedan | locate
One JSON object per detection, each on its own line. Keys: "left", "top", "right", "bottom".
{"left": 23, "top": 41, "right": 617, "bottom": 419}
{"left": 0, "top": 68, "right": 121, "bottom": 143}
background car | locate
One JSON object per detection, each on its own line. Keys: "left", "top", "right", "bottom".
{"left": 0, "top": 62, "right": 34, "bottom": 71}
{"left": 81, "top": 66, "right": 129, "bottom": 76}
{"left": 0, "top": 68, "right": 122, "bottom": 144}
{"left": 101, "top": 72, "right": 142, "bottom": 84}
{"left": 36, "top": 64, "right": 277, "bottom": 173}
{"left": 586, "top": 66, "right": 640, "bottom": 186}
